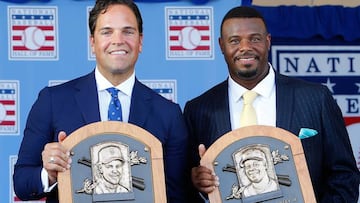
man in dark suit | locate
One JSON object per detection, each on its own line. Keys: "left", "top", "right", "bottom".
{"left": 13, "top": 1, "right": 188, "bottom": 203}
{"left": 184, "top": 6, "right": 359, "bottom": 203}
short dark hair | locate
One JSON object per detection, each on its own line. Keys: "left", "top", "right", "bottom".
{"left": 220, "top": 6, "right": 267, "bottom": 36}
{"left": 89, "top": 0, "right": 143, "bottom": 36}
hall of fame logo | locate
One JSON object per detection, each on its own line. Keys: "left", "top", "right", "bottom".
{"left": 8, "top": 6, "right": 58, "bottom": 60}
{"left": 271, "top": 45, "right": 360, "bottom": 170}
{"left": 0, "top": 81, "right": 19, "bottom": 135}
{"left": 165, "top": 7, "right": 214, "bottom": 60}
{"left": 141, "top": 80, "right": 177, "bottom": 102}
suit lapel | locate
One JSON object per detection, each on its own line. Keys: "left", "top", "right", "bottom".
{"left": 275, "top": 73, "right": 294, "bottom": 130}
{"left": 212, "top": 80, "right": 232, "bottom": 141}
{"left": 74, "top": 71, "right": 101, "bottom": 124}
{"left": 128, "top": 78, "right": 151, "bottom": 126}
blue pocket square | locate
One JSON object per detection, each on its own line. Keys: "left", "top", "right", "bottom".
{"left": 298, "top": 128, "right": 318, "bottom": 139}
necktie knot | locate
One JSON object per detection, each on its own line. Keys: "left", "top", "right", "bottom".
{"left": 106, "top": 87, "right": 122, "bottom": 121}
{"left": 243, "top": 91, "right": 257, "bottom": 105}
{"left": 107, "top": 87, "right": 119, "bottom": 99}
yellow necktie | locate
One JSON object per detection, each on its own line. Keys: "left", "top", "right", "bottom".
{"left": 240, "top": 91, "right": 258, "bottom": 127}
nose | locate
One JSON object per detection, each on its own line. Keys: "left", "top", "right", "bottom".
{"left": 111, "top": 30, "right": 124, "bottom": 45}
{"left": 239, "top": 39, "right": 252, "bottom": 52}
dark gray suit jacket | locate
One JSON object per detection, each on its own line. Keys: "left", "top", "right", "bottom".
{"left": 184, "top": 72, "right": 359, "bottom": 202}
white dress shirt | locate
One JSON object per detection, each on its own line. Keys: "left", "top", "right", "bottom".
{"left": 228, "top": 64, "right": 277, "bottom": 130}
{"left": 200, "top": 65, "right": 277, "bottom": 203}
{"left": 95, "top": 67, "right": 133, "bottom": 122}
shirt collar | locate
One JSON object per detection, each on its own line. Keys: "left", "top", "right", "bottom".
{"left": 228, "top": 63, "right": 276, "bottom": 102}
{"left": 95, "top": 67, "right": 135, "bottom": 96}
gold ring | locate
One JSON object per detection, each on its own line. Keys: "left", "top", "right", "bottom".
{"left": 49, "top": 156, "right": 55, "bottom": 164}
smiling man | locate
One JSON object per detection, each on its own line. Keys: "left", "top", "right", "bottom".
{"left": 184, "top": 6, "right": 359, "bottom": 203}
{"left": 13, "top": 1, "right": 189, "bottom": 203}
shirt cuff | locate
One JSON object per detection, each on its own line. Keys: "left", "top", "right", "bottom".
{"left": 199, "top": 192, "right": 209, "bottom": 203}
{"left": 41, "top": 168, "right": 57, "bottom": 192}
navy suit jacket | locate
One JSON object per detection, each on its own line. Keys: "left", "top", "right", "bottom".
{"left": 13, "top": 70, "right": 189, "bottom": 203}
{"left": 184, "top": 72, "right": 360, "bottom": 202}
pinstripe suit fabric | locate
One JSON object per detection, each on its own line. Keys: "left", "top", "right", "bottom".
{"left": 184, "top": 72, "right": 359, "bottom": 203}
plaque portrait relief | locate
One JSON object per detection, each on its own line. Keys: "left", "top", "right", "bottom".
{"left": 91, "top": 142, "right": 132, "bottom": 195}
{"left": 233, "top": 144, "right": 280, "bottom": 198}
{"left": 200, "top": 126, "right": 316, "bottom": 203}
{"left": 57, "top": 121, "right": 167, "bottom": 203}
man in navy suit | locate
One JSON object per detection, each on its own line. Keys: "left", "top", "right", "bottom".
{"left": 184, "top": 6, "right": 359, "bottom": 203}
{"left": 13, "top": 1, "right": 188, "bottom": 202}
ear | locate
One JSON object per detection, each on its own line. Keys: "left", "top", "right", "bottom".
{"left": 266, "top": 33, "right": 271, "bottom": 51}
{"left": 97, "top": 163, "right": 103, "bottom": 174}
{"left": 218, "top": 37, "right": 225, "bottom": 54}
{"left": 90, "top": 35, "right": 95, "bottom": 54}
{"left": 139, "top": 34, "right": 144, "bottom": 53}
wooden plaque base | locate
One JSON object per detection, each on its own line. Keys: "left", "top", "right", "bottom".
{"left": 200, "top": 125, "right": 316, "bottom": 203}
{"left": 58, "top": 121, "right": 166, "bottom": 203}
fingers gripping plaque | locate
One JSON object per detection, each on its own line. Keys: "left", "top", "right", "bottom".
{"left": 58, "top": 121, "right": 166, "bottom": 203}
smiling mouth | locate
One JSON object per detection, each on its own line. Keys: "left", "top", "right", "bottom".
{"left": 110, "top": 50, "right": 127, "bottom": 55}
{"left": 234, "top": 56, "right": 257, "bottom": 62}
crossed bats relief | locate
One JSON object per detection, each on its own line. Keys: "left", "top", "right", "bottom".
{"left": 75, "top": 150, "right": 147, "bottom": 194}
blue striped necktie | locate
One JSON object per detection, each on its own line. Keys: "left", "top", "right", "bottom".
{"left": 106, "top": 87, "right": 122, "bottom": 121}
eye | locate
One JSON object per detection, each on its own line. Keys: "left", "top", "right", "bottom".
{"left": 251, "top": 37, "right": 261, "bottom": 42}
{"left": 123, "top": 28, "right": 136, "bottom": 35}
{"left": 229, "top": 38, "right": 239, "bottom": 45}
{"left": 100, "top": 29, "right": 112, "bottom": 36}
{"left": 250, "top": 35, "right": 264, "bottom": 43}
{"left": 125, "top": 30, "right": 134, "bottom": 35}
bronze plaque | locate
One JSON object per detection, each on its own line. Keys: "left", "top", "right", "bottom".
{"left": 58, "top": 121, "right": 166, "bottom": 203}
{"left": 200, "top": 125, "right": 316, "bottom": 203}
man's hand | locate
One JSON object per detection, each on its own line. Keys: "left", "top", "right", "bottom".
{"left": 191, "top": 144, "right": 219, "bottom": 194}
{"left": 41, "top": 131, "right": 72, "bottom": 185}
